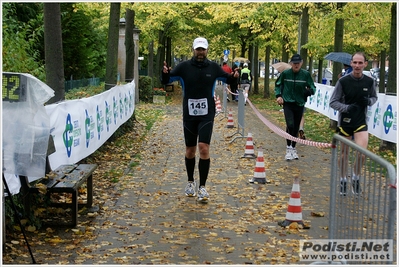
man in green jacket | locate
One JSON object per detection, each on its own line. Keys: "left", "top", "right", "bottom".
{"left": 275, "top": 54, "right": 316, "bottom": 160}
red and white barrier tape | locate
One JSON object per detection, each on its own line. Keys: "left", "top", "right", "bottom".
{"left": 224, "top": 86, "right": 239, "bottom": 96}
{"left": 246, "top": 98, "right": 333, "bottom": 148}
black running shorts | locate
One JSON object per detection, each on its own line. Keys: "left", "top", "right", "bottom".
{"left": 183, "top": 120, "right": 214, "bottom": 147}
{"left": 338, "top": 124, "right": 368, "bottom": 137}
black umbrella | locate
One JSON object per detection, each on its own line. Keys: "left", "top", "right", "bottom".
{"left": 324, "top": 52, "right": 352, "bottom": 66}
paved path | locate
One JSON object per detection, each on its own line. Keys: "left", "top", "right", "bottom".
{"left": 71, "top": 86, "right": 332, "bottom": 265}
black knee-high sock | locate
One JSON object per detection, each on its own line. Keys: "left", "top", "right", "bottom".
{"left": 199, "top": 158, "right": 210, "bottom": 187}
{"left": 185, "top": 157, "right": 195, "bottom": 182}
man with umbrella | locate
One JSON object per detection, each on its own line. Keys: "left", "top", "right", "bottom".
{"left": 275, "top": 54, "right": 316, "bottom": 161}
{"left": 338, "top": 64, "right": 353, "bottom": 79}
{"left": 324, "top": 52, "right": 353, "bottom": 79}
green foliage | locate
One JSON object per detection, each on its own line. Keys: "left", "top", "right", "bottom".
{"left": 4, "top": 189, "right": 47, "bottom": 231}
{"left": 4, "top": 194, "right": 24, "bottom": 232}
{"left": 139, "top": 75, "right": 154, "bottom": 103}
{"left": 65, "top": 84, "right": 105, "bottom": 100}
{"left": 2, "top": 3, "right": 46, "bottom": 80}
{"left": 61, "top": 3, "right": 107, "bottom": 79}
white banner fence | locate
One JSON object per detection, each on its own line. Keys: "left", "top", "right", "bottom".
{"left": 46, "top": 81, "right": 136, "bottom": 171}
{"left": 306, "top": 83, "right": 397, "bottom": 144}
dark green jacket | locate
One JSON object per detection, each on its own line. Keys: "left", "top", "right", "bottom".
{"left": 275, "top": 68, "right": 316, "bottom": 106}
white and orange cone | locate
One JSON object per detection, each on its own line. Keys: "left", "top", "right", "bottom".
{"left": 226, "top": 109, "right": 235, "bottom": 128}
{"left": 248, "top": 148, "right": 269, "bottom": 184}
{"left": 242, "top": 132, "right": 256, "bottom": 158}
{"left": 278, "top": 177, "right": 305, "bottom": 227}
{"left": 215, "top": 95, "right": 222, "bottom": 113}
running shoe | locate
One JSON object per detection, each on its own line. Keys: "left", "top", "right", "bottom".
{"left": 285, "top": 147, "right": 293, "bottom": 161}
{"left": 352, "top": 179, "right": 361, "bottom": 195}
{"left": 185, "top": 181, "right": 196, "bottom": 197}
{"left": 197, "top": 186, "right": 209, "bottom": 202}
{"left": 299, "top": 130, "right": 306, "bottom": 140}
{"left": 291, "top": 148, "right": 299, "bottom": 160}
{"left": 340, "top": 180, "right": 347, "bottom": 196}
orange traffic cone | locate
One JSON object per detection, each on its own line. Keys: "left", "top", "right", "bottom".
{"left": 248, "top": 148, "right": 269, "bottom": 184}
{"left": 278, "top": 177, "right": 305, "bottom": 227}
{"left": 215, "top": 95, "right": 222, "bottom": 113}
{"left": 242, "top": 132, "right": 256, "bottom": 158}
{"left": 226, "top": 109, "right": 235, "bottom": 128}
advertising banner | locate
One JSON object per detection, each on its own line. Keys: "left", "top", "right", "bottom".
{"left": 306, "top": 83, "right": 397, "bottom": 144}
{"left": 47, "top": 81, "right": 135, "bottom": 170}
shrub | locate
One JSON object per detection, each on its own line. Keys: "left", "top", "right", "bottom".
{"left": 153, "top": 88, "right": 166, "bottom": 96}
{"left": 138, "top": 75, "right": 153, "bottom": 103}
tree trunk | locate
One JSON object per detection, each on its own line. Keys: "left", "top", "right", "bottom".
{"left": 44, "top": 3, "right": 65, "bottom": 104}
{"left": 332, "top": 3, "right": 345, "bottom": 87}
{"left": 378, "top": 50, "right": 386, "bottom": 94}
{"left": 155, "top": 30, "right": 166, "bottom": 79}
{"left": 386, "top": 2, "right": 396, "bottom": 95}
{"left": 253, "top": 45, "right": 259, "bottom": 95}
{"left": 379, "top": 3, "right": 396, "bottom": 151}
{"left": 148, "top": 41, "right": 154, "bottom": 84}
{"left": 264, "top": 45, "right": 271, "bottom": 99}
{"left": 330, "top": 3, "right": 345, "bottom": 130}
{"left": 166, "top": 37, "right": 172, "bottom": 67}
{"left": 300, "top": 6, "right": 309, "bottom": 70}
{"left": 104, "top": 3, "right": 121, "bottom": 90}
{"left": 125, "top": 8, "right": 135, "bottom": 83}
{"left": 308, "top": 55, "right": 313, "bottom": 74}
{"left": 248, "top": 44, "right": 253, "bottom": 67}
{"left": 317, "top": 59, "right": 323, "bottom": 83}
{"left": 282, "top": 35, "right": 289, "bottom": 63}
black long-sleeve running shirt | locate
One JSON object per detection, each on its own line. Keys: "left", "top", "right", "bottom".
{"left": 162, "top": 57, "right": 235, "bottom": 121}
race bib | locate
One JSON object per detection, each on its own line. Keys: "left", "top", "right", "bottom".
{"left": 188, "top": 98, "right": 208, "bottom": 116}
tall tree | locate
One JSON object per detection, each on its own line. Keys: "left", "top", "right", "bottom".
{"left": 380, "top": 2, "right": 396, "bottom": 151}
{"left": 329, "top": 3, "right": 345, "bottom": 130}
{"left": 148, "top": 41, "right": 154, "bottom": 82}
{"left": 44, "top": 3, "right": 65, "bottom": 103}
{"left": 104, "top": 3, "right": 121, "bottom": 90}
{"left": 332, "top": 3, "right": 345, "bottom": 87}
{"left": 299, "top": 6, "right": 309, "bottom": 70}
{"left": 263, "top": 45, "right": 271, "bottom": 98}
{"left": 125, "top": 6, "right": 135, "bottom": 83}
{"left": 386, "top": 2, "right": 396, "bottom": 96}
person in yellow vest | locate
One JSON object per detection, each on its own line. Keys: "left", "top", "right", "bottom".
{"left": 239, "top": 63, "right": 253, "bottom": 104}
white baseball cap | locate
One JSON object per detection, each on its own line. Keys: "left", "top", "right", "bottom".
{"left": 193, "top": 37, "right": 208, "bottom": 49}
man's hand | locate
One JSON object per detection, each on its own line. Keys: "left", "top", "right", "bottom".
{"left": 304, "top": 89, "right": 312, "bottom": 98}
{"left": 347, "top": 103, "right": 359, "bottom": 113}
{"left": 276, "top": 96, "right": 284, "bottom": 105}
{"left": 357, "top": 96, "right": 370, "bottom": 107}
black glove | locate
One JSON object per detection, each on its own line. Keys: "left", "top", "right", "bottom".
{"left": 357, "top": 96, "right": 370, "bottom": 107}
{"left": 303, "top": 89, "right": 312, "bottom": 101}
{"left": 304, "top": 89, "right": 312, "bottom": 98}
{"left": 347, "top": 103, "right": 359, "bottom": 113}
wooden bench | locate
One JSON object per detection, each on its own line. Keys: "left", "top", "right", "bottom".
{"left": 164, "top": 82, "right": 176, "bottom": 92}
{"left": 19, "top": 163, "right": 97, "bottom": 227}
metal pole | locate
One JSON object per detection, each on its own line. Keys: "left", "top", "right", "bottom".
{"left": 229, "top": 89, "right": 246, "bottom": 143}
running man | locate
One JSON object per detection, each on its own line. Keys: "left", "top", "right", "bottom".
{"left": 162, "top": 37, "right": 239, "bottom": 202}
{"left": 329, "top": 51, "right": 377, "bottom": 195}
